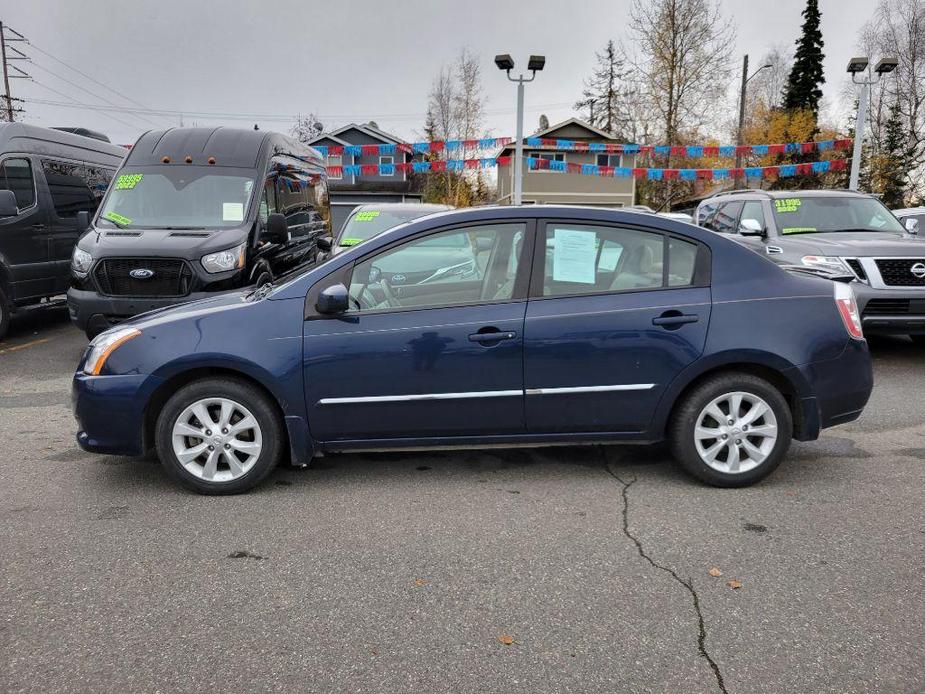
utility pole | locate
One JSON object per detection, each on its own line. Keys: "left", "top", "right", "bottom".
{"left": 495, "top": 54, "right": 546, "bottom": 205}
{"left": 0, "top": 23, "right": 29, "bottom": 123}
{"left": 846, "top": 57, "right": 898, "bottom": 191}
{"left": 735, "top": 55, "right": 771, "bottom": 189}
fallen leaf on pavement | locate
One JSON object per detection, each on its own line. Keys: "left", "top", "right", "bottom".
{"left": 727, "top": 579, "right": 743, "bottom": 589}
{"left": 708, "top": 567, "right": 723, "bottom": 577}
{"left": 414, "top": 579, "right": 427, "bottom": 587}
{"left": 498, "top": 634, "right": 515, "bottom": 645}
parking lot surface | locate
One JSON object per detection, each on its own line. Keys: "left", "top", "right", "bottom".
{"left": 1, "top": 308, "right": 923, "bottom": 693}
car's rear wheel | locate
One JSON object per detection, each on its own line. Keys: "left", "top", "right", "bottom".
{"left": 155, "top": 377, "right": 283, "bottom": 494}
{"left": 669, "top": 373, "right": 792, "bottom": 487}
{"left": 0, "top": 287, "right": 10, "bottom": 341}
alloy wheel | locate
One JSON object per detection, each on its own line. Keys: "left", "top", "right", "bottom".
{"left": 693, "top": 391, "right": 778, "bottom": 474}
{"left": 171, "top": 397, "right": 262, "bottom": 482}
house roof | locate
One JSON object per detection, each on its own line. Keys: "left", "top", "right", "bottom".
{"left": 310, "top": 122, "right": 405, "bottom": 146}
{"left": 496, "top": 117, "right": 623, "bottom": 156}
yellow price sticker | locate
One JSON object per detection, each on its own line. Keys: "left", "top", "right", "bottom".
{"left": 115, "top": 173, "right": 143, "bottom": 190}
{"left": 775, "top": 198, "right": 802, "bottom": 213}
{"left": 355, "top": 210, "right": 380, "bottom": 222}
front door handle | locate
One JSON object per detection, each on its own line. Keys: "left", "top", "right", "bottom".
{"left": 32, "top": 223, "right": 46, "bottom": 231}
{"left": 652, "top": 312, "right": 699, "bottom": 328}
{"left": 468, "top": 330, "right": 517, "bottom": 344}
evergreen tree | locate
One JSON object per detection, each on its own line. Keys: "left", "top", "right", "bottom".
{"left": 877, "top": 102, "right": 909, "bottom": 207}
{"left": 782, "top": 0, "right": 825, "bottom": 115}
{"left": 574, "top": 40, "right": 630, "bottom": 136}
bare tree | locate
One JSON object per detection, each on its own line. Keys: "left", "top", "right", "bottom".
{"left": 575, "top": 39, "right": 633, "bottom": 137}
{"left": 749, "top": 45, "right": 793, "bottom": 112}
{"left": 289, "top": 113, "right": 324, "bottom": 144}
{"left": 452, "top": 48, "right": 485, "bottom": 204}
{"left": 627, "top": 0, "right": 736, "bottom": 145}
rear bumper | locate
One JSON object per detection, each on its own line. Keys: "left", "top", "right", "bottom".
{"left": 853, "top": 283, "right": 925, "bottom": 335}
{"left": 793, "top": 337, "right": 872, "bottom": 438}
{"left": 72, "top": 372, "right": 162, "bottom": 456}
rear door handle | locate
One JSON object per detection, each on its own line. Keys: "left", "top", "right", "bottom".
{"left": 652, "top": 313, "right": 699, "bottom": 327}
{"left": 468, "top": 330, "right": 517, "bottom": 343}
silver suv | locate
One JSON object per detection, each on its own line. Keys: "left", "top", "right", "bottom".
{"left": 696, "top": 189, "right": 925, "bottom": 342}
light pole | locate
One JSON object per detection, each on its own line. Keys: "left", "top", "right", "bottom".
{"left": 495, "top": 54, "right": 545, "bottom": 206}
{"left": 734, "top": 54, "right": 771, "bottom": 188}
{"left": 847, "top": 56, "right": 898, "bottom": 190}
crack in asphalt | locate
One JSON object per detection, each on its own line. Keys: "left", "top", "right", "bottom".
{"left": 602, "top": 460, "right": 728, "bottom": 694}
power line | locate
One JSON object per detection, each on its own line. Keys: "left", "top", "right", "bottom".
{"left": 1, "top": 22, "right": 29, "bottom": 122}
{"left": 27, "top": 40, "right": 174, "bottom": 128}
{"left": 30, "top": 79, "right": 139, "bottom": 131}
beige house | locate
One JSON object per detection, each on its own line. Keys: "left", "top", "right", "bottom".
{"left": 496, "top": 118, "right": 636, "bottom": 207}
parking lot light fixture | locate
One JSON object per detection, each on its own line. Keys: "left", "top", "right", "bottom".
{"left": 848, "top": 56, "right": 895, "bottom": 190}
{"left": 496, "top": 53, "right": 546, "bottom": 205}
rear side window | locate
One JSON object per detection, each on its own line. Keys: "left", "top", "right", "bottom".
{"left": 540, "top": 223, "right": 701, "bottom": 297}
{"left": 0, "top": 157, "right": 35, "bottom": 209}
{"left": 710, "top": 202, "right": 743, "bottom": 233}
{"left": 42, "top": 160, "right": 112, "bottom": 218}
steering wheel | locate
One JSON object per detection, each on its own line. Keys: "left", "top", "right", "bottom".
{"left": 358, "top": 276, "right": 401, "bottom": 310}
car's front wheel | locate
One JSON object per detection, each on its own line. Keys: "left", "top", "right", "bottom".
{"left": 669, "top": 373, "right": 792, "bottom": 487}
{"left": 155, "top": 377, "right": 283, "bottom": 494}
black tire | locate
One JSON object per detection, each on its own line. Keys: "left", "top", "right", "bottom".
{"left": 0, "top": 287, "right": 9, "bottom": 341}
{"left": 155, "top": 377, "right": 284, "bottom": 494}
{"left": 668, "top": 373, "right": 793, "bottom": 488}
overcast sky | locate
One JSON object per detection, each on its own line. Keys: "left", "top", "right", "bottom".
{"left": 8, "top": 0, "right": 877, "bottom": 146}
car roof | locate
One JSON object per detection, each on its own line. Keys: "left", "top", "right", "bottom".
{"left": 350, "top": 202, "right": 454, "bottom": 214}
{"left": 894, "top": 207, "right": 925, "bottom": 215}
{"left": 702, "top": 189, "right": 874, "bottom": 203}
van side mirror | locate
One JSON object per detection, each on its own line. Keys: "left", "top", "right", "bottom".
{"left": 316, "top": 283, "right": 349, "bottom": 314}
{"left": 905, "top": 217, "right": 920, "bottom": 235}
{"left": 76, "top": 210, "right": 90, "bottom": 232}
{"left": 316, "top": 236, "right": 333, "bottom": 252}
{"left": 263, "top": 213, "right": 290, "bottom": 244}
{"left": 739, "top": 218, "right": 766, "bottom": 236}
{"left": 0, "top": 190, "right": 18, "bottom": 217}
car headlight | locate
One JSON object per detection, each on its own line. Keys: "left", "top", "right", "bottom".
{"left": 802, "top": 255, "right": 849, "bottom": 271}
{"left": 83, "top": 327, "right": 141, "bottom": 375}
{"left": 201, "top": 243, "right": 246, "bottom": 274}
{"left": 72, "top": 247, "right": 93, "bottom": 277}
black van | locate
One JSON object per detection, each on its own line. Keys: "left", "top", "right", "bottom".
{"left": 0, "top": 124, "right": 126, "bottom": 339}
{"left": 67, "top": 127, "right": 330, "bottom": 337}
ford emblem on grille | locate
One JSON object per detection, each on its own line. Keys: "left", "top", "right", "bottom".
{"left": 129, "top": 268, "right": 155, "bottom": 279}
{"left": 911, "top": 263, "right": 925, "bottom": 279}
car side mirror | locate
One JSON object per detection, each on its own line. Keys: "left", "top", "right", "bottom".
{"left": 739, "top": 218, "right": 766, "bottom": 236}
{"left": 263, "top": 212, "right": 290, "bottom": 244}
{"left": 316, "top": 236, "right": 333, "bottom": 252}
{"left": 76, "top": 210, "right": 90, "bottom": 232}
{"left": 905, "top": 217, "right": 919, "bottom": 235}
{"left": 316, "top": 283, "right": 349, "bottom": 314}
{"left": 0, "top": 190, "right": 18, "bottom": 217}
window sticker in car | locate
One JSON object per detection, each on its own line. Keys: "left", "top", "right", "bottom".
{"left": 222, "top": 202, "right": 244, "bottom": 222}
{"left": 114, "top": 173, "right": 143, "bottom": 190}
{"left": 552, "top": 228, "right": 597, "bottom": 283}
{"left": 354, "top": 210, "right": 380, "bottom": 222}
{"left": 781, "top": 227, "right": 818, "bottom": 234}
{"left": 103, "top": 211, "right": 132, "bottom": 227}
{"left": 340, "top": 237, "right": 363, "bottom": 246}
{"left": 774, "top": 198, "right": 802, "bottom": 213}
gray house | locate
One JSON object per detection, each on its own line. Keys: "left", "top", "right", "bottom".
{"left": 308, "top": 123, "right": 424, "bottom": 231}
{"left": 496, "top": 118, "right": 636, "bottom": 207}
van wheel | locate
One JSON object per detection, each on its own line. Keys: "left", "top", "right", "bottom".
{"left": 669, "top": 373, "right": 792, "bottom": 487}
{"left": 0, "top": 287, "right": 10, "bottom": 341}
{"left": 254, "top": 271, "right": 272, "bottom": 288}
{"left": 155, "top": 377, "right": 283, "bottom": 494}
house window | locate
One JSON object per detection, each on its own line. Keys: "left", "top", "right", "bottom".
{"left": 528, "top": 151, "right": 564, "bottom": 172}
{"left": 596, "top": 153, "right": 622, "bottom": 168}
{"left": 327, "top": 154, "right": 343, "bottom": 180}
{"left": 379, "top": 155, "right": 394, "bottom": 177}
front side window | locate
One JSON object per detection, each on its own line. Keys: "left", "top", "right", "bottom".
{"left": 740, "top": 201, "right": 766, "bottom": 231}
{"left": 98, "top": 166, "right": 256, "bottom": 229}
{"left": 42, "top": 160, "right": 111, "bottom": 218}
{"left": 710, "top": 202, "right": 743, "bottom": 234}
{"left": 0, "top": 157, "right": 35, "bottom": 209}
{"left": 771, "top": 195, "right": 905, "bottom": 235}
{"left": 347, "top": 223, "right": 525, "bottom": 312}
{"left": 542, "top": 223, "right": 699, "bottom": 297}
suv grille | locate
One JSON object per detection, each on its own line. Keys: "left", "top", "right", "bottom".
{"left": 94, "top": 258, "right": 193, "bottom": 297}
{"left": 874, "top": 258, "right": 925, "bottom": 286}
{"left": 844, "top": 258, "right": 867, "bottom": 281}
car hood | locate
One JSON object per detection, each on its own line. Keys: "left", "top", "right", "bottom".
{"left": 79, "top": 225, "right": 247, "bottom": 259}
{"left": 777, "top": 232, "right": 925, "bottom": 256}
{"left": 117, "top": 288, "right": 253, "bottom": 331}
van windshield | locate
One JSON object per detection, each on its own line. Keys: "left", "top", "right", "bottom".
{"left": 770, "top": 196, "right": 905, "bottom": 235}
{"left": 98, "top": 166, "right": 256, "bottom": 229}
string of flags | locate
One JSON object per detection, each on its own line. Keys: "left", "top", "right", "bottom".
{"left": 311, "top": 137, "right": 853, "bottom": 159}
{"left": 314, "top": 156, "right": 847, "bottom": 181}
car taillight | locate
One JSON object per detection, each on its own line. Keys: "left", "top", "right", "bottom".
{"left": 834, "top": 281, "right": 864, "bottom": 340}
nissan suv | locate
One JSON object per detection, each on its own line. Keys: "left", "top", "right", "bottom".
{"left": 696, "top": 189, "right": 925, "bottom": 342}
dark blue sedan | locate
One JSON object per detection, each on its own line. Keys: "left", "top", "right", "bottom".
{"left": 72, "top": 206, "right": 873, "bottom": 494}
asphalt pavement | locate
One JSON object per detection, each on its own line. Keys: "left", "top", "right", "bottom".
{"left": 1, "top": 306, "right": 923, "bottom": 693}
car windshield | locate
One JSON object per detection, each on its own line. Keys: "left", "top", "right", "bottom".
{"left": 771, "top": 196, "right": 905, "bottom": 235}
{"left": 338, "top": 208, "right": 441, "bottom": 246}
{"left": 98, "top": 166, "right": 256, "bottom": 229}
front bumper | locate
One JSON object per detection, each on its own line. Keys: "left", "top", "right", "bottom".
{"left": 67, "top": 287, "right": 219, "bottom": 334}
{"left": 853, "top": 282, "right": 925, "bottom": 335}
{"left": 73, "top": 371, "right": 163, "bottom": 456}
